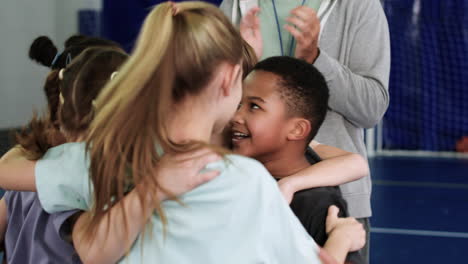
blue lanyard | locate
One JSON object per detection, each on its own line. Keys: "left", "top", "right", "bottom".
{"left": 271, "top": 0, "right": 307, "bottom": 56}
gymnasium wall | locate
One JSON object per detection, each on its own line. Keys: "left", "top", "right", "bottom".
{"left": 0, "top": 0, "right": 99, "bottom": 130}
{"left": 0, "top": 0, "right": 54, "bottom": 129}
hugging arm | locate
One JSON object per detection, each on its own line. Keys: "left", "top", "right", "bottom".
{"left": 0, "top": 147, "right": 37, "bottom": 192}
{"left": 278, "top": 141, "right": 368, "bottom": 203}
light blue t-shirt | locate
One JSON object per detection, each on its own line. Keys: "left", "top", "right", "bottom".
{"left": 36, "top": 142, "right": 320, "bottom": 263}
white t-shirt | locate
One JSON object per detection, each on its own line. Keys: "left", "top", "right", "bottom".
{"left": 36, "top": 142, "right": 320, "bottom": 263}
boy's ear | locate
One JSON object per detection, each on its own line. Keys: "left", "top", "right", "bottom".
{"left": 221, "top": 63, "right": 242, "bottom": 97}
{"left": 287, "top": 118, "right": 312, "bottom": 141}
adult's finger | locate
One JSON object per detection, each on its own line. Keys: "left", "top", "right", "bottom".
{"left": 248, "top": 6, "right": 260, "bottom": 16}
{"left": 240, "top": 7, "right": 261, "bottom": 26}
{"left": 284, "top": 24, "right": 305, "bottom": 44}
{"left": 290, "top": 6, "right": 316, "bottom": 21}
{"left": 196, "top": 170, "right": 221, "bottom": 186}
{"left": 285, "top": 16, "right": 307, "bottom": 32}
{"left": 191, "top": 153, "right": 222, "bottom": 172}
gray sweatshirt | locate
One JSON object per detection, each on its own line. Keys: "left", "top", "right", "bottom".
{"left": 220, "top": 0, "right": 391, "bottom": 218}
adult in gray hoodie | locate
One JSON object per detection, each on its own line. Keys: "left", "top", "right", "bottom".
{"left": 220, "top": 0, "right": 390, "bottom": 262}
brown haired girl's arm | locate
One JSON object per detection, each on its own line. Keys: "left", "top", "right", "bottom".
{"left": 72, "top": 148, "right": 222, "bottom": 264}
{"left": 277, "top": 141, "right": 369, "bottom": 203}
{"left": 0, "top": 147, "right": 37, "bottom": 192}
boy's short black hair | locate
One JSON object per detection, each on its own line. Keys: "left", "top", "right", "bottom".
{"left": 252, "top": 56, "right": 329, "bottom": 141}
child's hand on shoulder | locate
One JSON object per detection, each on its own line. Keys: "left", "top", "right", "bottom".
{"left": 326, "top": 205, "right": 365, "bottom": 252}
{"left": 154, "top": 148, "right": 222, "bottom": 200}
{"left": 277, "top": 177, "right": 296, "bottom": 204}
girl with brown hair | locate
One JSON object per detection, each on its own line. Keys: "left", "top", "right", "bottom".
{"left": 14, "top": 34, "right": 123, "bottom": 159}
{"left": 0, "top": 46, "right": 128, "bottom": 263}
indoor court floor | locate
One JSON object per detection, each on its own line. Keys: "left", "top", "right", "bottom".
{"left": 369, "top": 156, "right": 468, "bottom": 263}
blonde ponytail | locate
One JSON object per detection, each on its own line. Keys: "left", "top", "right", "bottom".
{"left": 83, "top": 1, "right": 244, "bottom": 243}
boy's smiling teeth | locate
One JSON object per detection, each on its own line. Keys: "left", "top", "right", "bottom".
{"left": 232, "top": 131, "right": 250, "bottom": 139}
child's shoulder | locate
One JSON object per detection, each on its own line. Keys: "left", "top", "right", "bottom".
{"left": 291, "top": 187, "right": 349, "bottom": 217}
{"left": 293, "top": 186, "right": 343, "bottom": 203}
{"left": 223, "top": 154, "right": 271, "bottom": 177}
{"left": 224, "top": 154, "right": 265, "bottom": 167}
{"left": 40, "top": 142, "right": 87, "bottom": 164}
{"left": 175, "top": 154, "right": 278, "bottom": 204}
{"left": 203, "top": 154, "right": 275, "bottom": 187}
{"left": 40, "top": 142, "right": 89, "bottom": 170}
{"left": 36, "top": 142, "right": 92, "bottom": 213}
{"left": 3, "top": 190, "right": 35, "bottom": 207}
{"left": 44, "top": 141, "right": 86, "bottom": 155}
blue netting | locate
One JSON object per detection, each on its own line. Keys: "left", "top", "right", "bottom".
{"left": 381, "top": 0, "right": 468, "bottom": 151}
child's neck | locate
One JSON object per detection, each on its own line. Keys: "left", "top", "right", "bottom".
{"left": 167, "top": 100, "right": 216, "bottom": 144}
{"left": 259, "top": 145, "right": 311, "bottom": 179}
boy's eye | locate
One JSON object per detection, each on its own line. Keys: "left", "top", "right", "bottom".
{"left": 250, "top": 103, "right": 260, "bottom": 110}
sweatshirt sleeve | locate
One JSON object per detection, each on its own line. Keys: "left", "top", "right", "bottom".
{"left": 314, "top": 0, "right": 391, "bottom": 128}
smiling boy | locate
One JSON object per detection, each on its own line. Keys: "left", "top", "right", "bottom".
{"left": 232, "top": 56, "right": 363, "bottom": 263}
